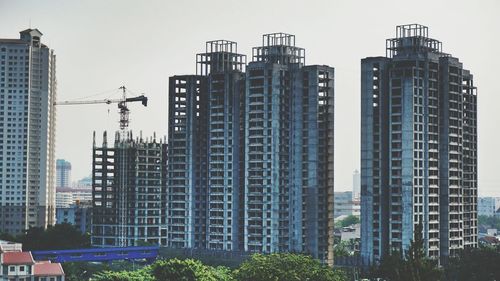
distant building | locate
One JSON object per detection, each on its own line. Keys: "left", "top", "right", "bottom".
{"left": 76, "top": 176, "right": 92, "bottom": 188}
{"left": 361, "top": 24, "right": 478, "bottom": 265}
{"left": 352, "top": 170, "right": 360, "bottom": 199}
{"left": 0, "top": 28, "right": 57, "bottom": 235}
{"left": 56, "top": 202, "right": 91, "bottom": 233}
{"left": 478, "top": 197, "right": 500, "bottom": 217}
{"left": 334, "top": 191, "right": 360, "bottom": 218}
{"left": 55, "top": 187, "right": 92, "bottom": 208}
{"left": 56, "top": 159, "right": 72, "bottom": 188}
{"left": 91, "top": 131, "right": 168, "bottom": 247}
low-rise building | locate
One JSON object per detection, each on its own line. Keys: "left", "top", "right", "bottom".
{"left": 56, "top": 188, "right": 92, "bottom": 208}
{"left": 478, "top": 197, "right": 500, "bottom": 217}
{"left": 334, "top": 191, "right": 360, "bottom": 218}
{"left": 0, "top": 240, "right": 65, "bottom": 281}
{"left": 56, "top": 202, "right": 92, "bottom": 233}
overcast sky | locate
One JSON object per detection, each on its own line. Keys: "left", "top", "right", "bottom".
{"left": 1, "top": 0, "right": 499, "bottom": 195}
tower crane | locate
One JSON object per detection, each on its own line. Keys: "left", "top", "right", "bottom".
{"left": 54, "top": 86, "right": 148, "bottom": 130}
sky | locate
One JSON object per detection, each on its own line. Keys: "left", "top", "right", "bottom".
{"left": 0, "top": 0, "right": 499, "bottom": 195}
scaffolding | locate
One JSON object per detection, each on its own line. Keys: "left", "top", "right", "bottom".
{"left": 196, "top": 40, "right": 246, "bottom": 75}
{"left": 252, "top": 33, "right": 305, "bottom": 65}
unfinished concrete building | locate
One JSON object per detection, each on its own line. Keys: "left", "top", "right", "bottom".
{"left": 168, "top": 34, "right": 335, "bottom": 264}
{"left": 167, "top": 75, "right": 208, "bottom": 249}
{"left": 244, "top": 33, "right": 334, "bottom": 264}
{"left": 91, "top": 131, "right": 168, "bottom": 247}
{"left": 360, "top": 24, "right": 477, "bottom": 265}
{"left": 168, "top": 40, "right": 246, "bottom": 251}
{"left": 200, "top": 41, "right": 246, "bottom": 251}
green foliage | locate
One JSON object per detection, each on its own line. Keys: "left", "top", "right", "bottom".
{"left": 151, "top": 258, "right": 233, "bottom": 281}
{"left": 334, "top": 240, "right": 351, "bottom": 257}
{"left": 93, "top": 268, "right": 154, "bottom": 281}
{"left": 478, "top": 215, "right": 500, "bottom": 230}
{"left": 335, "top": 215, "right": 360, "bottom": 228}
{"left": 370, "top": 222, "right": 443, "bottom": 281}
{"left": 444, "top": 246, "right": 500, "bottom": 281}
{"left": 8, "top": 223, "right": 91, "bottom": 251}
{"left": 63, "top": 262, "right": 106, "bottom": 281}
{"left": 234, "top": 253, "right": 347, "bottom": 281}
{"left": 0, "top": 232, "right": 17, "bottom": 242}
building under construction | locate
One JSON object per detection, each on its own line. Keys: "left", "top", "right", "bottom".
{"left": 91, "top": 131, "right": 168, "bottom": 247}
{"left": 361, "top": 24, "right": 478, "bottom": 265}
{"left": 167, "top": 33, "right": 335, "bottom": 264}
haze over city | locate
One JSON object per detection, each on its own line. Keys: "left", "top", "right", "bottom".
{"left": 1, "top": 0, "right": 499, "bottom": 196}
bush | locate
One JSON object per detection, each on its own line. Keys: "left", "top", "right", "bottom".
{"left": 235, "top": 253, "right": 346, "bottom": 281}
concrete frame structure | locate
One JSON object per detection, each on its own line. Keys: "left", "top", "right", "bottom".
{"left": 244, "top": 33, "right": 334, "bottom": 264}
{"left": 167, "top": 34, "right": 335, "bottom": 264}
{"left": 91, "top": 132, "right": 168, "bottom": 247}
{"left": 0, "top": 29, "right": 57, "bottom": 235}
{"left": 361, "top": 24, "right": 478, "bottom": 265}
{"left": 167, "top": 75, "right": 208, "bottom": 249}
{"left": 200, "top": 41, "right": 246, "bottom": 251}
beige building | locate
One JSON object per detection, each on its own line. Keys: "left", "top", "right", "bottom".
{"left": 0, "top": 28, "right": 57, "bottom": 234}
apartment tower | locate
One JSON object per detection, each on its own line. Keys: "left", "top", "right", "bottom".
{"left": 56, "top": 159, "right": 71, "bottom": 187}
{"left": 168, "top": 34, "right": 335, "bottom": 264}
{"left": 0, "top": 29, "right": 57, "bottom": 234}
{"left": 244, "top": 33, "right": 334, "bottom": 263}
{"left": 361, "top": 24, "right": 478, "bottom": 265}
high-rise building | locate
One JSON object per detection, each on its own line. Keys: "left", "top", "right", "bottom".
{"left": 353, "top": 170, "right": 360, "bottom": 199}
{"left": 478, "top": 197, "right": 500, "bottom": 217}
{"left": 361, "top": 24, "right": 478, "bottom": 265}
{"left": 91, "top": 132, "right": 168, "bottom": 247}
{"left": 168, "top": 34, "right": 335, "bottom": 264}
{"left": 0, "top": 29, "right": 57, "bottom": 234}
{"left": 168, "top": 75, "right": 208, "bottom": 249}
{"left": 56, "top": 159, "right": 71, "bottom": 187}
{"left": 244, "top": 33, "right": 334, "bottom": 263}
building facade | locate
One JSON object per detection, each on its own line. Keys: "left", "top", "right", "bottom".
{"left": 353, "top": 170, "right": 361, "bottom": 199}
{"left": 167, "top": 34, "right": 335, "bottom": 264}
{"left": 0, "top": 29, "right": 57, "bottom": 235}
{"left": 55, "top": 187, "right": 92, "bottom": 208}
{"left": 334, "top": 191, "right": 360, "bottom": 218}
{"left": 91, "top": 132, "right": 168, "bottom": 247}
{"left": 361, "top": 24, "right": 478, "bottom": 265}
{"left": 56, "top": 202, "right": 91, "bottom": 233}
{"left": 478, "top": 197, "right": 500, "bottom": 217}
{"left": 56, "top": 159, "right": 71, "bottom": 187}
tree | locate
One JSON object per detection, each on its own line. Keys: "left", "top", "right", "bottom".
{"left": 335, "top": 215, "right": 360, "bottom": 228}
{"left": 93, "top": 269, "right": 154, "bottom": 281}
{"left": 234, "top": 253, "right": 346, "bottom": 281}
{"left": 151, "top": 258, "right": 233, "bottom": 281}
{"left": 20, "top": 223, "right": 90, "bottom": 251}
{"left": 334, "top": 240, "right": 351, "bottom": 257}
{"left": 371, "top": 222, "right": 443, "bottom": 281}
{"left": 444, "top": 246, "right": 500, "bottom": 281}
{"left": 405, "top": 222, "right": 442, "bottom": 281}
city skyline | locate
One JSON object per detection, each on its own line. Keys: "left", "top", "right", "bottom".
{"left": 1, "top": 0, "right": 499, "bottom": 196}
